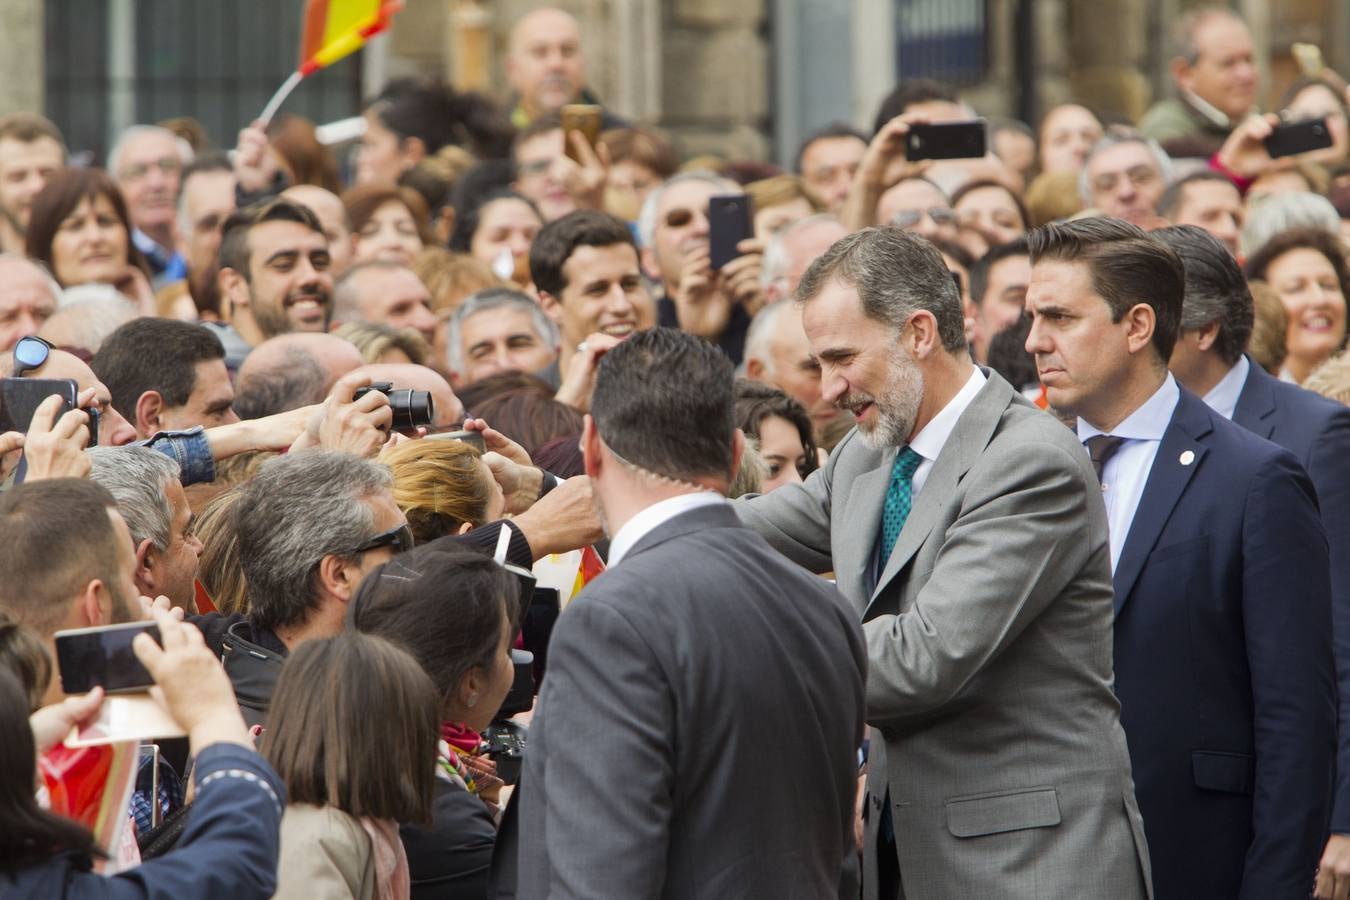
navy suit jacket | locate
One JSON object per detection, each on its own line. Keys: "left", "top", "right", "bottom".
{"left": 1112, "top": 386, "right": 1336, "bottom": 900}
{"left": 1234, "top": 359, "right": 1350, "bottom": 833}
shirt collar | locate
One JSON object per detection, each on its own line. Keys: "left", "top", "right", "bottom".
{"left": 606, "top": 492, "right": 726, "bottom": 568}
{"left": 1183, "top": 90, "right": 1239, "bottom": 130}
{"left": 1077, "top": 374, "right": 1180, "bottom": 442}
{"left": 1202, "top": 355, "right": 1249, "bottom": 420}
{"left": 907, "top": 367, "right": 986, "bottom": 463}
{"left": 132, "top": 227, "right": 169, "bottom": 262}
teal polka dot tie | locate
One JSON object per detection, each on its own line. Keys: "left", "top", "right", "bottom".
{"left": 880, "top": 447, "right": 924, "bottom": 561}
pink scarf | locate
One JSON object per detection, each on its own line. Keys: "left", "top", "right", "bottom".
{"left": 360, "top": 817, "right": 410, "bottom": 900}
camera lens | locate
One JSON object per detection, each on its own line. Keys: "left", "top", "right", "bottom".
{"left": 386, "top": 389, "right": 435, "bottom": 431}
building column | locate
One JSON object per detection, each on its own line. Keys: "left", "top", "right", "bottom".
{"left": 0, "top": 0, "right": 43, "bottom": 115}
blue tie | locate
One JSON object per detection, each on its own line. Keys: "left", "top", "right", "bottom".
{"left": 880, "top": 447, "right": 923, "bottom": 561}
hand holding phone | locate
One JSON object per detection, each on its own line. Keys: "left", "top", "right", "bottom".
{"left": 1264, "top": 117, "right": 1334, "bottom": 158}
{"left": 904, "top": 120, "right": 988, "bottom": 161}
{"left": 708, "top": 195, "right": 754, "bottom": 270}
{"left": 561, "top": 104, "right": 603, "bottom": 163}
{"left": 56, "top": 621, "right": 162, "bottom": 695}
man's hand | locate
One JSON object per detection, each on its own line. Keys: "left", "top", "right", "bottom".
{"left": 233, "top": 119, "right": 280, "bottom": 195}
{"left": 674, "top": 245, "right": 733, "bottom": 339}
{"left": 308, "top": 373, "right": 392, "bottom": 458}
{"left": 1315, "top": 833, "right": 1350, "bottom": 900}
{"left": 721, "top": 238, "right": 766, "bottom": 317}
{"left": 462, "top": 417, "right": 533, "bottom": 467}
{"left": 21, "top": 392, "right": 95, "bottom": 481}
{"left": 842, "top": 114, "right": 932, "bottom": 230}
{"left": 0, "top": 431, "right": 24, "bottom": 481}
{"left": 483, "top": 451, "right": 545, "bottom": 515}
{"left": 511, "top": 474, "right": 604, "bottom": 559}
{"left": 205, "top": 404, "right": 318, "bottom": 458}
{"left": 1215, "top": 113, "right": 1280, "bottom": 180}
{"left": 30, "top": 687, "right": 105, "bottom": 753}
{"left": 554, "top": 333, "right": 622, "bottom": 412}
{"left": 559, "top": 131, "right": 610, "bottom": 210}
{"left": 136, "top": 593, "right": 185, "bottom": 622}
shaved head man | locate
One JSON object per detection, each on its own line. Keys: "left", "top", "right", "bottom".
{"left": 507, "top": 8, "right": 588, "bottom": 123}
{"left": 233, "top": 332, "right": 363, "bottom": 419}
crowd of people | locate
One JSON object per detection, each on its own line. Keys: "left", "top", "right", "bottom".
{"left": 3, "top": 3, "right": 1350, "bottom": 898}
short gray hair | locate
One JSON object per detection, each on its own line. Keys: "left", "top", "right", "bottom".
{"left": 760, "top": 213, "right": 842, "bottom": 289}
{"left": 1079, "top": 131, "right": 1174, "bottom": 205}
{"left": 446, "top": 287, "right": 559, "bottom": 373}
{"left": 636, "top": 171, "right": 741, "bottom": 248}
{"left": 1241, "top": 192, "right": 1341, "bottom": 258}
{"left": 1172, "top": 6, "right": 1245, "bottom": 66}
{"left": 107, "top": 125, "right": 194, "bottom": 180}
{"left": 87, "top": 446, "right": 181, "bottom": 551}
{"left": 796, "top": 226, "right": 967, "bottom": 352}
{"left": 236, "top": 450, "right": 394, "bottom": 633}
{"left": 739, "top": 299, "right": 790, "bottom": 377}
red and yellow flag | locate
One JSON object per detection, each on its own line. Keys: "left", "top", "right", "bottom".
{"left": 299, "top": 0, "right": 405, "bottom": 76}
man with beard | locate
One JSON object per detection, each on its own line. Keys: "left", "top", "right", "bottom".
{"left": 0, "top": 478, "right": 141, "bottom": 706}
{"left": 735, "top": 227, "right": 1151, "bottom": 899}
{"left": 214, "top": 198, "right": 334, "bottom": 366}
{"left": 0, "top": 114, "right": 65, "bottom": 255}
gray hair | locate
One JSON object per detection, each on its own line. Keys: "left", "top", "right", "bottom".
{"left": 0, "top": 252, "right": 62, "bottom": 306}
{"left": 1078, "top": 131, "right": 1174, "bottom": 205}
{"left": 760, "top": 213, "right": 842, "bottom": 289}
{"left": 332, "top": 260, "right": 415, "bottom": 325}
{"left": 795, "top": 226, "right": 967, "bottom": 352}
{"left": 739, "top": 299, "right": 791, "bottom": 377}
{"left": 636, "top": 170, "right": 741, "bottom": 248}
{"left": 236, "top": 450, "right": 393, "bottom": 633}
{"left": 1172, "top": 6, "right": 1245, "bottom": 66}
{"left": 446, "top": 287, "right": 560, "bottom": 373}
{"left": 1241, "top": 192, "right": 1342, "bottom": 258}
{"left": 87, "top": 446, "right": 181, "bottom": 551}
{"left": 37, "top": 295, "right": 138, "bottom": 356}
{"left": 107, "top": 125, "right": 194, "bottom": 179}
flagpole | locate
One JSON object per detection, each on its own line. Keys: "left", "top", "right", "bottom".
{"left": 258, "top": 71, "right": 304, "bottom": 127}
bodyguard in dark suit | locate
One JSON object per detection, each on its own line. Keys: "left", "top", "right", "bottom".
{"left": 1026, "top": 218, "right": 1337, "bottom": 900}
{"left": 1158, "top": 224, "right": 1350, "bottom": 897}
{"left": 492, "top": 328, "right": 867, "bottom": 899}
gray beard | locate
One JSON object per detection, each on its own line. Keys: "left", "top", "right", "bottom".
{"left": 856, "top": 355, "right": 925, "bottom": 451}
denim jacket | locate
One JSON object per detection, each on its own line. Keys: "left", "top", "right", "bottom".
{"left": 142, "top": 427, "right": 215, "bottom": 486}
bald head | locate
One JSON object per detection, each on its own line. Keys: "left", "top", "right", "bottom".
{"left": 352, "top": 362, "right": 464, "bottom": 429}
{"left": 234, "top": 332, "right": 364, "bottom": 419}
{"left": 507, "top": 8, "right": 586, "bottom": 119}
{"left": 1, "top": 347, "right": 137, "bottom": 446}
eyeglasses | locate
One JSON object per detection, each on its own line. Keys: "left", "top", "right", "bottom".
{"left": 890, "top": 207, "right": 957, "bottom": 230}
{"left": 342, "top": 523, "right": 415, "bottom": 558}
{"left": 1091, "top": 165, "right": 1160, "bottom": 194}
{"left": 13, "top": 335, "right": 53, "bottom": 377}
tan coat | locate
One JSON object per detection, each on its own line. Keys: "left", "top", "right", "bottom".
{"left": 272, "top": 804, "right": 376, "bottom": 900}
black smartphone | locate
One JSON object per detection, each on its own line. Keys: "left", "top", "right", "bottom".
{"left": 708, "top": 194, "right": 754, "bottom": 270}
{"left": 905, "top": 120, "right": 988, "bottom": 160}
{"left": 1265, "top": 117, "right": 1333, "bottom": 158}
{"left": 55, "top": 621, "right": 161, "bottom": 695}
{"left": 423, "top": 429, "right": 487, "bottom": 452}
{"left": 0, "top": 377, "right": 76, "bottom": 433}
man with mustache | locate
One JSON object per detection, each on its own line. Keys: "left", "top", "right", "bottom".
{"left": 0, "top": 113, "right": 65, "bottom": 255}
{"left": 505, "top": 7, "right": 624, "bottom": 130}
{"left": 735, "top": 227, "right": 1151, "bottom": 899}
{"left": 215, "top": 198, "right": 334, "bottom": 364}
{"left": 110, "top": 124, "right": 192, "bottom": 287}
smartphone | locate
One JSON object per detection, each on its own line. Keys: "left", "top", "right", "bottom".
{"left": 708, "top": 194, "right": 754, "bottom": 270}
{"left": 1292, "top": 43, "right": 1325, "bottom": 78}
{"left": 1265, "top": 118, "right": 1333, "bottom": 158}
{"left": 55, "top": 621, "right": 160, "bottom": 695}
{"left": 905, "top": 120, "right": 988, "bottom": 160}
{"left": 423, "top": 429, "right": 487, "bottom": 453}
{"left": 560, "top": 104, "right": 603, "bottom": 163}
{"left": 1, "top": 377, "right": 74, "bottom": 432}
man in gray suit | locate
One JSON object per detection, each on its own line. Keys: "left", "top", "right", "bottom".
{"left": 493, "top": 328, "right": 867, "bottom": 899}
{"left": 737, "top": 227, "right": 1152, "bottom": 899}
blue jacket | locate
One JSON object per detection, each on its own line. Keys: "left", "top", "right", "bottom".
{"left": 1233, "top": 359, "right": 1350, "bottom": 833}
{"left": 1113, "top": 387, "right": 1336, "bottom": 899}
{"left": 0, "top": 743, "right": 284, "bottom": 899}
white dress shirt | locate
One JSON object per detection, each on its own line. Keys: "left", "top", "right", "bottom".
{"left": 606, "top": 492, "right": 727, "bottom": 568}
{"left": 1201, "top": 355, "right": 1249, "bottom": 421}
{"left": 1077, "top": 375, "right": 1181, "bottom": 572}
{"left": 907, "top": 367, "right": 987, "bottom": 498}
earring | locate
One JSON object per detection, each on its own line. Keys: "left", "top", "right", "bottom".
{"left": 467, "top": 692, "right": 479, "bottom": 708}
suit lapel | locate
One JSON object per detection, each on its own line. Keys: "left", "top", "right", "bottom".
{"left": 1231, "top": 356, "right": 1277, "bottom": 440}
{"left": 1111, "top": 391, "right": 1212, "bottom": 616}
{"left": 862, "top": 373, "right": 1013, "bottom": 619}
{"left": 839, "top": 455, "right": 893, "bottom": 615}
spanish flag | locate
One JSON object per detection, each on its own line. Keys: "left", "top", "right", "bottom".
{"left": 299, "top": 0, "right": 405, "bottom": 75}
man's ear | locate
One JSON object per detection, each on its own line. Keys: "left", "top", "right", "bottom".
{"left": 907, "top": 311, "right": 942, "bottom": 360}
{"left": 640, "top": 246, "right": 662, "bottom": 283}
{"left": 1194, "top": 318, "right": 1221, "bottom": 353}
{"left": 77, "top": 580, "right": 107, "bottom": 627}
{"left": 582, "top": 415, "right": 602, "bottom": 479}
{"left": 1124, "top": 302, "right": 1158, "bottom": 356}
{"left": 218, "top": 267, "right": 248, "bottom": 315}
{"left": 401, "top": 136, "right": 427, "bottom": 167}
{"left": 133, "top": 538, "right": 159, "bottom": 597}
{"left": 134, "top": 390, "right": 166, "bottom": 439}
{"left": 537, "top": 290, "right": 565, "bottom": 325}
{"left": 729, "top": 427, "right": 746, "bottom": 492}
{"left": 1170, "top": 57, "right": 1194, "bottom": 95}
{"left": 315, "top": 554, "right": 359, "bottom": 604}
{"left": 745, "top": 357, "right": 766, "bottom": 381}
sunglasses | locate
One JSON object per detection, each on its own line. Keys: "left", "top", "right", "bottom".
{"left": 13, "top": 335, "right": 53, "bottom": 377}
{"left": 342, "top": 522, "right": 416, "bottom": 558}
{"left": 891, "top": 207, "right": 957, "bottom": 230}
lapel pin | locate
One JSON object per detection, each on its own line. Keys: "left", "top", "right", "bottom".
{"left": 1179, "top": 450, "right": 1195, "bottom": 466}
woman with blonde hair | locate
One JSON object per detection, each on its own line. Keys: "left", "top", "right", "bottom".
{"left": 379, "top": 438, "right": 505, "bottom": 544}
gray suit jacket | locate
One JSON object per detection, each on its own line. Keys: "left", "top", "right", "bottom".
{"left": 493, "top": 503, "right": 866, "bottom": 899}
{"left": 737, "top": 372, "right": 1152, "bottom": 900}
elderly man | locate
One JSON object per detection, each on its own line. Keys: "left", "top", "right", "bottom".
{"left": 1081, "top": 132, "right": 1172, "bottom": 227}
{"left": 0, "top": 254, "right": 61, "bottom": 352}
{"left": 1139, "top": 7, "right": 1258, "bottom": 157}
{"left": 742, "top": 300, "right": 847, "bottom": 445}
{"left": 109, "top": 124, "right": 193, "bottom": 284}
{"left": 0, "top": 113, "right": 64, "bottom": 254}
{"left": 233, "top": 332, "right": 364, "bottom": 420}
{"left": 505, "top": 7, "right": 624, "bottom": 129}
{"left": 330, "top": 261, "right": 439, "bottom": 346}
{"left": 1156, "top": 170, "right": 1243, "bottom": 256}
{"left": 736, "top": 227, "right": 1151, "bottom": 899}
{"left": 447, "top": 287, "right": 561, "bottom": 389}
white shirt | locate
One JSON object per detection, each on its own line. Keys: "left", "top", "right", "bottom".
{"left": 606, "top": 492, "right": 727, "bottom": 568}
{"left": 1077, "top": 375, "right": 1181, "bottom": 572}
{"left": 1201, "top": 355, "right": 1249, "bottom": 421}
{"left": 907, "top": 367, "right": 987, "bottom": 498}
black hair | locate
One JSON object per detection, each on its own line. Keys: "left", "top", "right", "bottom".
{"left": 793, "top": 122, "right": 868, "bottom": 174}
{"left": 448, "top": 187, "right": 541, "bottom": 254}
{"left": 871, "top": 79, "right": 961, "bottom": 136}
{"left": 969, "top": 237, "right": 1031, "bottom": 308}
{"left": 368, "top": 78, "right": 515, "bottom": 160}
{"left": 92, "top": 319, "right": 226, "bottom": 422}
{"left": 529, "top": 209, "right": 637, "bottom": 298}
{"left": 734, "top": 380, "right": 819, "bottom": 479}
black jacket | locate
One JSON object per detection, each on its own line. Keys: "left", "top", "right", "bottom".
{"left": 403, "top": 776, "right": 498, "bottom": 900}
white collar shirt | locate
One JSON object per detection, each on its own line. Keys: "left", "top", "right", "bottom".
{"left": 1201, "top": 355, "right": 1249, "bottom": 421}
{"left": 606, "top": 492, "right": 726, "bottom": 569}
{"left": 1077, "top": 375, "right": 1181, "bottom": 572}
{"left": 906, "top": 366, "right": 987, "bottom": 498}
